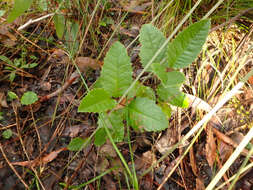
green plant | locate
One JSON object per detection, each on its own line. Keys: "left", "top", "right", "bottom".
{"left": 2, "top": 129, "right": 13, "bottom": 139}
{"left": 0, "top": 112, "right": 3, "bottom": 121}
{"left": 7, "top": 91, "right": 18, "bottom": 101}
{"left": 71, "top": 19, "right": 210, "bottom": 146}
{"left": 7, "top": 0, "right": 33, "bottom": 23}
{"left": 0, "top": 52, "right": 38, "bottom": 82}
{"left": 6, "top": 90, "right": 37, "bottom": 106}
{"left": 21, "top": 91, "right": 38, "bottom": 105}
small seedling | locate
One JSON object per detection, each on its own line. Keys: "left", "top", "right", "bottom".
{"left": 7, "top": 91, "right": 18, "bottom": 101}
{"left": 68, "top": 19, "right": 210, "bottom": 147}
{"left": 21, "top": 91, "right": 38, "bottom": 105}
{"left": 0, "top": 52, "right": 38, "bottom": 82}
{"left": 2, "top": 129, "right": 12, "bottom": 139}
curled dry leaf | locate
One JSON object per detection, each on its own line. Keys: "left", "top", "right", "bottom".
{"left": 75, "top": 57, "right": 102, "bottom": 73}
{"left": 11, "top": 147, "right": 67, "bottom": 167}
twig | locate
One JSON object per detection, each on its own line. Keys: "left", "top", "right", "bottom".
{"left": 0, "top": 143, "right": 29, "bottom": 189}
{"left": 17, "top": 13, "right": 54, "bottom": 31}
{"left": 39, "top": 71, "right": 80, "bottom": 102}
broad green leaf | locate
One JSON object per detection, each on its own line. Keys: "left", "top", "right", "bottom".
{"left": 2, "top": 129, "right": 12, "bottom": 139}
{"left": 7, "top": 0, "right": 33, "bottom": 23}
{"left": 68, "top": 137, "right": 87, "bottom": 151}
{"left": 94, "top": 128, "right": 106, "bottom": 146}
{"left": 100, "top": 42, "right": 132, "bottom": 97}
{"left": 78, "top": 89, "right": 117, "bottom": 113}
{"left": 157, "top": 84, "right": 189, "bottom": 108}
{"left": 95, "top": 111, "right": 124, "bottom": 146}
{"left": 128, "top": 81, "right": 155, "bottom": 101}
{"left": 21, "top": 91, "right": 38, "bottom": 105}
{"left": 53, "top": 14, "right": 65, "bottom": 39}
{"left": 128, "top": 97, "right": 168, "bottom": 132}
{"left": 168, "top": 19, "right": 210, "bottom": 69}
{"left": 152, "top": 63, "right": 185, "bottom": 86}
{"left": 92, "top": 77, "right": 103, "bottom": 89}
{"left": 139, "top": 24, "right": 167, "bottom": 69}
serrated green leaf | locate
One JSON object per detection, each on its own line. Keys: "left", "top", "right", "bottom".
{"left": 21, "top": 91, "right": 38, "bottom": 105}
{"left": 168, "top": 19, "right": 210, "bottom": 69}
{"left": 157, "top": 84, "right": 189, "bottom": 108}
{"left": 2, "top": 129, "right": 12, "bottom": 139}
{"left": 128, "top": 81, "right": 156, "bottom": 101}
{"left": 67, "top": 137, "right": 86, "bottom": 151}
{"left": 152, "top": 63, "right": 185, "bottom": 86}
{"left": 78, "top": 89, "right": 117, "bottom": 113}
{"left": 7, "top": 0, "right": 33, "bottom": 23}
{"left": 139, "top": 24, "right": 167, "bottom": 69}
{"left": 128, "top": 97, "right": 168, "bottom": 132}
{"left": 53, "top": 14, "right": 65, "bottom": 39}
{"left": 100, "top": 42, "right": 132, "bottom": 97}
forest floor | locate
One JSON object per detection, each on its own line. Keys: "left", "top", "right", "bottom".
{"left": 0, "top": 1, "right": 253, "bottom": 190}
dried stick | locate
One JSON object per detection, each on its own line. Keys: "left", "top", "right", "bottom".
{"left": 18, "top": 13, "right": 54, "bottom": 31}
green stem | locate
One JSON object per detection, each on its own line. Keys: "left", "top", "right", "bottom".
{"left": 100, "top": 113, "right": 134, "bottom": 187}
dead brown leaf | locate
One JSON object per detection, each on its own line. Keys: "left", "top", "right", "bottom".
{"left": 213, "top": 127, "right": 252, "bottom": 160}
{"left": 99, "top": 143, "right": 117, "bottom": 158}
{"left": 205, "top": 125, "right": 216, "bottom": 168}
{"left": 218, "top": 140, "right": 233, "bottom": 163}
{"left": 195, "top": 178, "right": 205, "bottom": 190}
{"left": 0, "top": 22, "right": 17, "bottom": 47}
{"left": 189, "top": 147, "right": 198, "bottom": 176}
{"left": 75, "top": 57, "right": 102, "bottom": 73}
{"left": 135, "top": 151, "right": 156, "bottom": 171}
{"left": 62, "top": 125, "right": 87, "bottom": 138}
{"left": 11, "top": 147, "right": 67, "bottom": 167}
